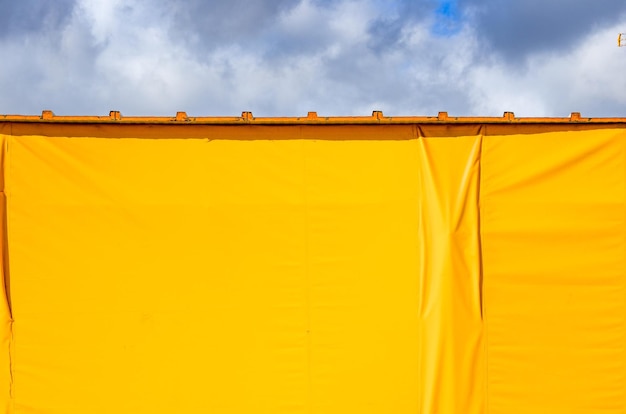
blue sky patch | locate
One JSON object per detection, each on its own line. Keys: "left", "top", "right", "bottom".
{"left": 432, "top": 0, "right": 462, "bottom": 36}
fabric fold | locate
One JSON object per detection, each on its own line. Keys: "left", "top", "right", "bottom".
{"left": 416, "top": 133, "right": 484, "bottom": 414}
{"left": 0, "top": 136, "right": 13, "bottom": 414}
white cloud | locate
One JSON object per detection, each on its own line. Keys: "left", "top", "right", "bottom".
{"left": 1, "top": 0, "right": 625, "bottom": 118}
{"left": 467, "top": 22, "right": 626, "bottom": 117}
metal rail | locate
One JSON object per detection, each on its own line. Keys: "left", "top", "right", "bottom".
{"left": 1, "top": 111, "right": 625, "bottom": 125}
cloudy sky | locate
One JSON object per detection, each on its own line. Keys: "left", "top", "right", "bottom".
{"left": 1, "top": 0, "right": 626, "bottom": 117}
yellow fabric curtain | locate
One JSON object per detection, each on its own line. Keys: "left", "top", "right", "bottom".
{"left": 0, "top": 126, "right": 623, "bottom": 413}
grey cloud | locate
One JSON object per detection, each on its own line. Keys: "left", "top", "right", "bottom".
{"left": 165, "top": 0, "right": 299, "bottom": 51}
{"left": 367, "top": 18, "right": 405, "bottom": 54}
{"left": 458, "top": 0, "right": 626, "bottom": 61}
{"left": 366, "top": 0, "right": 441, "bottom": 52}
{"left": 0, "top": 0, "right": 75, "bottom": 38}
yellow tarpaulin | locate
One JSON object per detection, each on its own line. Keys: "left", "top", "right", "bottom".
{"left": 0, "top": 119, "right": 623, "bottom": 413}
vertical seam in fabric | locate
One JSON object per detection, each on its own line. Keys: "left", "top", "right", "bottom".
{"left": 477, "top": 128, "right": 488, "bottom": 414}
{"left": 1, "top": 136, "right": 14, "bottom": 412}
{"left": 2, "top": 139, "right": 12, "bottom": 321}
